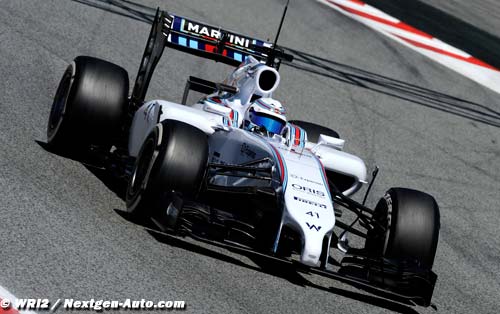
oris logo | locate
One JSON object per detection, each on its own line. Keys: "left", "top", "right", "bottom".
{"left": 291, "top": 184, "right": 325, "bottom": 198}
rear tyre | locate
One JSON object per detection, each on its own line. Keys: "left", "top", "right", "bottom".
{"left": 288, "top": 120, "right": 339, "bottom": 142}
{"left": 47, "top": 56, "right": 129, "bottom": 152}
{"left": 126, "top": 120, "right": 209, "bottom": 220}
{"left": 365, "top": 188, "right": 440, "bottom": 269}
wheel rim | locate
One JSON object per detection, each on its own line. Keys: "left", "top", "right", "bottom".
{"left": 128, "top": 137, "right": 157, "bottom": 200}
{"left": 47, "top": 67, "right": 73, "bottom": 142}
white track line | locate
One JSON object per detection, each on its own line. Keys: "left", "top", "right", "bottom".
{"left": 318, "top": 0, "right": 500, "bottom": 94}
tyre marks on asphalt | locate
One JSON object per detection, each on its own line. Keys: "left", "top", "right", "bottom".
{"left": 282, "top": 47, "right": 500, "bottom": 128}
{"left": 317, "top": 0, "right": 500, "bottom": 94}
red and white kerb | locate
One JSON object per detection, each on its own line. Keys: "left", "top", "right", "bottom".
{"left": 0, "top": 298, "right": 19, "bottom": 314}
{"left": 318, "top": 0, "right": 500, "bottom": 94}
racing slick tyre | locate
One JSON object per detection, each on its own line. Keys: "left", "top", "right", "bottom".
{"left": 288, "top": 120, "right": 340, "bottom": 142}
{"left": 47, "top": 56, "right": 129, "bottom": 152}
{"left": 126, "top": 120, "right": 209, "bottom": 222}
{"left": 365, "top": 188, "right": 440, "bottom": 269}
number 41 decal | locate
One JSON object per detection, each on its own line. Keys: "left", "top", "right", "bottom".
{"left": 306, "top": 211, "right": 319, "bottom": 218}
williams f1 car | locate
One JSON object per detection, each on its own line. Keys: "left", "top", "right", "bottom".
{"left": 46, "top": 5, "right": 440, "bottom": 307}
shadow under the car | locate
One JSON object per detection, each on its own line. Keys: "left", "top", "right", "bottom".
{"left": 113, "top": 209, "right": 422, "bottom": 314}
{"left": 35, "top": 140, "right": 127, "bottom": 201}
{"left": 37, "top": 138, "right": 422, "bottom": 313}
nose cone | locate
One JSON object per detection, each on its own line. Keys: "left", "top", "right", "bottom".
{"left": 299, "top": 229, "right": 325, "bottom": 267}
{"left": 279, "top": 148, "right": 336, "bottom": 268}
{"left": 301, "top": 254, "right": 320, "bottom": 267}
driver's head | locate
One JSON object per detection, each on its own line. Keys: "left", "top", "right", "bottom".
{"left": 244, "top": 98, "right": 287, "bottom": 135}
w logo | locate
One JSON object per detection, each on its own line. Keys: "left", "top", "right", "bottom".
{"left": 306, "top": 222, "right": 321, "bottom": 231}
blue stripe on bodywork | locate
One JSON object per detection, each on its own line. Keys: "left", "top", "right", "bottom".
{"left": 311, "top": 154, "right": 332, "bottom": 201}
{"left": 299, "top": 128, "right": 305, "bottom": 148}
{"left": 173, "top": 17, "right": 182, "bottom": 31}
{"left": 232, "top": 110, "right": 239, "bottom": 127}
{"left": 189, "top": 39, "right": 198, "bottom": 49}
{"left": 271, "top": 145, "right": 288, "bottom": 191}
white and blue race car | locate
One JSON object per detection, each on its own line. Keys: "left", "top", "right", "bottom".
{"left": 46, "top": 6, "right": 440, "bottom": 307}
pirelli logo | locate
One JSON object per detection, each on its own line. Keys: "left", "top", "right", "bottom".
{"left": 293, "top": 196, "right": 327, "bottom": 209}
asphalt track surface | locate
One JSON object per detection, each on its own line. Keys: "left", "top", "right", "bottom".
{"left": 417, "top": 0, "right": 500, "bottom": 39}
{"left": 362, "top": 0, "right": 500, "bottom": 70}
{"left": 0, "top": 0, "right": 499, "bottom": 313}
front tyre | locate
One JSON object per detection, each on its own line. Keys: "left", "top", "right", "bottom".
{"left": 47, "top": 56, "right": 129, "bottom": 152}
{"left": 126, "top": 120, "right": 209, "bottom": 221}
{"left": 365, "top": 188, "right": 440, "bottom": 269}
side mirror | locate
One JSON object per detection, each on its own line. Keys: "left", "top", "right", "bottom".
{"left": 317, "top": 134, "right": 345, "bottom": 150}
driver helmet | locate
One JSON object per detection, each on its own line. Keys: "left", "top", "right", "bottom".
{"left": 244, "top": 97, "right": 287, "bottom": 135}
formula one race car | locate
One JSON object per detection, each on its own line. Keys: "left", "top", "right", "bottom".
{"left": 46, "top": 5, "right": 440, "bottom": 307}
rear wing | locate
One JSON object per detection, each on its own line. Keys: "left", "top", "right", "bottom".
{"left": 131, "top": 9, "right": 293, "bottom": 108}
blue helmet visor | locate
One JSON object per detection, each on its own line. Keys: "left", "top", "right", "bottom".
{"left": 249, "top": 110, "right": 285, "bottom": 134}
